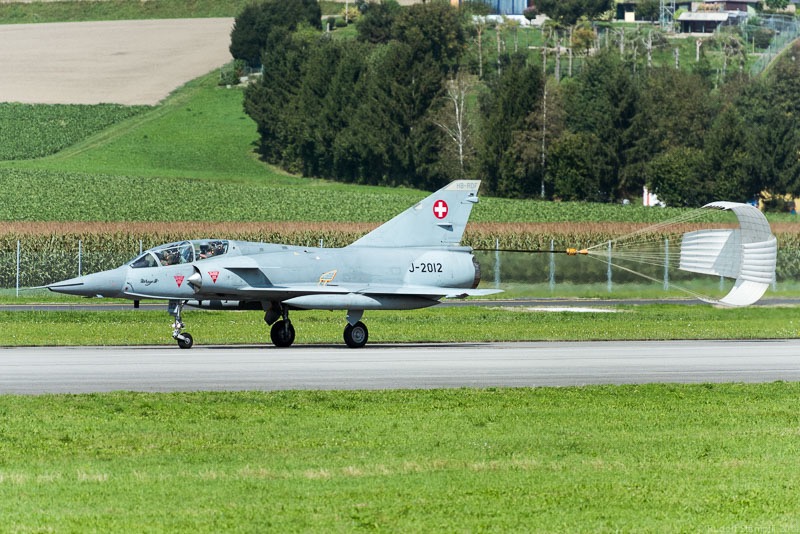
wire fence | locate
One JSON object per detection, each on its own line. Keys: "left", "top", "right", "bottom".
{"left": 747, "top": 14, "right": 800, "bottom": 75}
{"left": 0, "top": 240, "right": 141, "bottom": 294}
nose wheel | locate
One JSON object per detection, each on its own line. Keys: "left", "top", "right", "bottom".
{"left": 176, "top": 331, "right": 194, "bottom": 349}
{"left": 170, "top": 300, "right": 194, "bottom": 349}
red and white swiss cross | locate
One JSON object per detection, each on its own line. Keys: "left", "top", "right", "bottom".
{"left": 432, "top": 199, "right": 448, "bottom": 219}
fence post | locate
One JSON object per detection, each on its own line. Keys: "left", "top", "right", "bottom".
{"left": 78, "top": 239, "right": 82, "bottom": 277}
{"left": 16, "top": 240, "right": 20, "bottom": 297}
{"left": 549, "top": 239, "right": 555, "bottom": 292}
{"left": 663, "top": 238, "right": 669, "bottom": 291}
{"left": 494, "top": 238, "right": 501, "bottom": 288}
{"left": 607, "top": 241, "right": 612, "bottom": 293}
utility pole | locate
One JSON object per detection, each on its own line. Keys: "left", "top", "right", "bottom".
{"left": 541, "top": 50, "right": 547, "bottom": 198}
{"left": 540, "top": 26, "right": 553, "bottom": 200}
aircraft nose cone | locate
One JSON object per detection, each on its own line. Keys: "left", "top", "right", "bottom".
{"left": 47, "top": 269, "right": 125, "bottom": 298}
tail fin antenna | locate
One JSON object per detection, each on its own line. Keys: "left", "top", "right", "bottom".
{"left": 349, "top": 180, "right": 481, "bottom": 248}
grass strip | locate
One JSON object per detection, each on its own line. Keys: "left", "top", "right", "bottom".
{"left": 1, "top": 385, "right": 799, "bottom": 531}
{"left": 0, "top": 1, "right": 346, "bottom": 24}
{"left": 1, "top": 304, "right": 798, "bottom": 346}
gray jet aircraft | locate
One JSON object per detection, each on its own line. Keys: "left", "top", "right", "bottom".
{"left": 46, "top": 180, "right": 500, "bottom": 348}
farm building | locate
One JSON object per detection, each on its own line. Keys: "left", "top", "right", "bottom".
{"left": 678, "top": 9, "right": 747, "bottom": 32}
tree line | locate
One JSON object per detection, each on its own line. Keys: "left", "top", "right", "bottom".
{"left": 234, "top": 0, "right": 800, "bottom": 207}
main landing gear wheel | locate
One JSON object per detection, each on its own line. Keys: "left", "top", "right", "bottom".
{"left": 343, "top": 321, "right": 368, "bottom": 348}
{"left": 270, "top": 319, "right": 296, "bottom": 348}
{"left": 176, "top": 333, "right": 193, "bottom": 349}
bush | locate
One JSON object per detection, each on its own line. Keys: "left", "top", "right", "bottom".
{"left": 752, "top": 27, "right": 775, "bottom": 50}
{"left": 341, "top": 6, "right": 360, "bottom": 23}
{"left": 762, "top": 196, "right": 792, "bottom": 213}
{"left": 219, "top": 59, "right": 248, "bottom": 86}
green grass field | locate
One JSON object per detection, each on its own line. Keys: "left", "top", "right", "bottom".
{"left": 2, "top": 304, "right": 798, "bottom": 346}
{"left": 0, "top": 0, "right": 347, "bottom": 23}
{"left": 2, "top": 385, "right": 800, "bottom": 531}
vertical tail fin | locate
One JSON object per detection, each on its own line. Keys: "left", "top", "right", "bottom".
{"left": 349, "top": 180, "right": 481, "bottom": 248}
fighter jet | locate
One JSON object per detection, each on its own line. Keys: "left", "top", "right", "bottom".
{"left": 46, "top": 180, "right": 500, "bottom": 348}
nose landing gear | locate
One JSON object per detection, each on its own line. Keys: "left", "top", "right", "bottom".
{"left": 169, "top": 300, "right": 194, "bottom": 349}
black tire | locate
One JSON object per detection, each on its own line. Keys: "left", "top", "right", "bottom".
{"left": 343, "top": 321, "right": 368, "bottom": 348}
{"left": 177, "top": 332, "right": 193, "bottom": 349}
{"left": 270, "top": 320, "right": 295, "bottom": 347}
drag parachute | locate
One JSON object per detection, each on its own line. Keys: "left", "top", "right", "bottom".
{"left": 583, "top": 201, "right": 778, "bottom": 307}
{"left": 678, "top": 202, "right": 777, "bottom": 307}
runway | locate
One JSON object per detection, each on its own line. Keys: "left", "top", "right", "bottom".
{"left": 1, "top": 340, "right": 798, "bottom": 394}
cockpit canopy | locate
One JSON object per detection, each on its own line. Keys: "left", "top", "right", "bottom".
{"left": 129, "top": 240, "right": 229, "bottom": 269}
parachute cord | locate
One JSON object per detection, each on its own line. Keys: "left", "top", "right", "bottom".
{"left": 583, "top": 253, "right": 718, "bottom": 303}
{"left": 584, "top": 207, "right": 712, "bottom": 252}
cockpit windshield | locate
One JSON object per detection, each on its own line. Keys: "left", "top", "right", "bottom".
{"left": 130, "top": 252, "right": 158, "bottom": 269}
{"left": 194, "top": 240, "right": 229, "bottom": 261}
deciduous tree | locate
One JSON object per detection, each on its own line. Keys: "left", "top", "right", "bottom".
{"left": 392, "top": 1, "right": 467, "bottom": 72}
{"left": 647, "top": 147, "right": 710, "bottom": 207}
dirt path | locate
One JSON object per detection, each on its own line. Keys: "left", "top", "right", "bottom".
{"left": 0, "top": 18, "right": 233, "bottom": 105}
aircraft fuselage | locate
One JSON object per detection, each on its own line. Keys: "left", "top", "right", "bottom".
{"left": 51, "top": 241, "right": 481, "bottom": 311}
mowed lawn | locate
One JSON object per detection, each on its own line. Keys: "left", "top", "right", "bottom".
{"left": 1, "top": 385, "right": 800, "bottom": 531}
{"left": 2, "top": 304, "right": 799, "bottom": 346}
